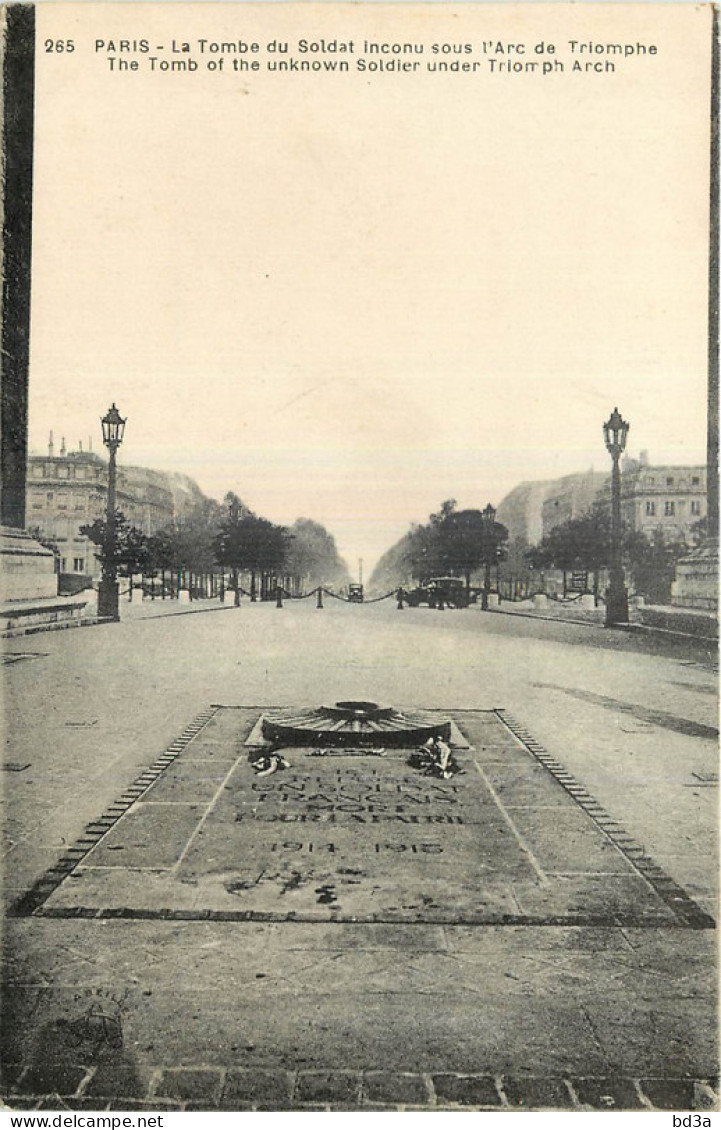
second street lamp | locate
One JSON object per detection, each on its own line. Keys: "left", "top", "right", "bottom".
{"left": 603, "top": 406, "right": 630, "bottom": 627}
{"left": 481, "top": 502, "right": 496, "bottom": 611}
{"left": 228, "top": 498, "right": 241, "bottom": 606}
{"left": 97, "top": 403, "right": 126, "bottom": 621}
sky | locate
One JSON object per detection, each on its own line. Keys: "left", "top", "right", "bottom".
{"left": 28, "top": 3, "right": 712, "bottom": 575}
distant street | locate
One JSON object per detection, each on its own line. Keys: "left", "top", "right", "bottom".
{"left": 3, "top": 600, "right": 718, "bottom": 1110}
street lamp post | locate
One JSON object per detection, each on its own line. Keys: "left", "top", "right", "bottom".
{"left": 603, "top": 406, "right": 630, "bottom": 626}
{"left": 481, "top": 502, "right": 496, "bottom": 611}
{"left": 97, "top": 403, "right": 126, "bottom": 621}
{"left": 228, "top": 498, "right": 241, "bottom": 606}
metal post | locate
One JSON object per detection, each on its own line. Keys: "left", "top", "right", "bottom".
{"left": 316, "top": 587, "right": 324, "bottom": 609}
{"left": 603, "top": 407, "right": 630, "bottom": 626}
{"left": 480, "top": 502, "right": 496, "bottom": 611}
{"left": 605, "top": 449, "right": 629, "bottom": 625}
{"left": 276, "top": 584, "right": 283, "bottom": 608}
{"left": 397, "top": 587, "right": 405, "bottom": 610}
{"left": 98, "top": 445, "right": 119, "bottom": 620}
{"left": 482, "top": 560, "right": 490, "bottom": 610}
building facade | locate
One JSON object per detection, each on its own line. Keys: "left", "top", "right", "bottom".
{"left": 26, "top": 438, "right": 189, "bottom": 578}
{"left": 541, "top": 469, "right": 609, "bottom": 538}
{"left": 498, "top": 455, "right": 707, "bottom": 554}
{"left": 614, "top": 453, "right": 707, "bottom": 544}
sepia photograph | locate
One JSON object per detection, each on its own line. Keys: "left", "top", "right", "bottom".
{"left": 1, "top": 1, "right": 718, "bottom": 1117}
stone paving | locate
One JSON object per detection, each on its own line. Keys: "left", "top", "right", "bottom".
{"left": 3, "top": 912, "right": 718, "bottom": 1110}
{"left": 2, "top": 600, "right": 718, "bottom": 1111}
{"left": 5, "top": 1068, "right": 719, "bottom": 1112}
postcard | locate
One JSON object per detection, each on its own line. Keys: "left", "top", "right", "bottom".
{"left": 2, "top": 2, "right": 717, "bottom": 1117}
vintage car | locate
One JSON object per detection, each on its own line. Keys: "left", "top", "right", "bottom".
{"left": 348, "top": 583, "right": 364, "bottom": 603}
{"left": 403, "top": 576, "right": 472, "bottom": 609}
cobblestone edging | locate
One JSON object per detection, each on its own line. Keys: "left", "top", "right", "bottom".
{"left": 9, "top": 707, "right": 222, "bottom": 917}
{"left": 5, "top": 1069, "right": 719, "bottom": 1112}
{"left": 495, "top": 710, "right": 716, "bottom": 930}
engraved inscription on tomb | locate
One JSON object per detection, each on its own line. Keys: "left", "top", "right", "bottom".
{"left": 236, "top": 763, "right": 467, "bottom": 825}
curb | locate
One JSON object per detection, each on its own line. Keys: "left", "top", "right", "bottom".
{"left": 485, "top": 606, "right": 718, "bottom": 644}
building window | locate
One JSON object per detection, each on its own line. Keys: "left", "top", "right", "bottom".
{"left": 46, "top": 492, "right": 53, "bottom": 503}
{"left": 645, "top": 477, "right": 655, "bottom": 486}
{"left": 33, "top": 465, "right": 43, "bottom": 478}
{"left": 645, "top": 501, "right": 655, "bottom": 516}
{"left": 73, "top": 557, "right": 84, "bottom": 572}
{"left": 692, "top": 476, "right": 700, "bottom": 486}
{"left": 75, "top": 500, "right": 85, "bottom": 510}
{"left": 57, "top": 495, "right": 68, "bottom": 510}
{"left": 666, "top": 477, "right": 674, "bottom": 486}
{"left": 664, "top": 501, "right": 675, "bottom": 516}
{"left": 691, "top": 500, "right": 702, "bottom": 515}
{"left": 61, "top": 557, "right": 67, "bottom": 571}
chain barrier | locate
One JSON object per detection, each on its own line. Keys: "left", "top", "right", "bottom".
{"left": 275, "top": 586, "right": 398, "bottom": 604}
{"left": 126, "top": 580, "right": 604, "bottom": 610}
{"left": 218, "top": 584, "right": 401, "bottom": 605}
{"left": 498, "top": 585, "right": 546, "bottom": 603}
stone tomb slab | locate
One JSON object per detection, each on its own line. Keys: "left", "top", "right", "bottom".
{"left": 28, "top": 707, "right": 710, "bottom": 927}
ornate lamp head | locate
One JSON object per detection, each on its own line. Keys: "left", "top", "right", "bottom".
{"left": 101, "top": 404, "right": 126, "bottom": 451}
{"left": 603, "top": 407, "right": 629, "bottom": 458}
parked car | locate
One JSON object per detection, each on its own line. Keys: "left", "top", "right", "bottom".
{"left": 348, "top": 583, "right": 364, "bottom": 603}
{"left": 404, "top": 577, "right": 471, "bottom": 609}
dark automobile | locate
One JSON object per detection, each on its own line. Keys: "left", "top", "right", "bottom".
{"left": 348, "top": 583, "right": 364, "bottom": 603}
{"left": 404, "top": 577, "right": 471, "bottom": 609}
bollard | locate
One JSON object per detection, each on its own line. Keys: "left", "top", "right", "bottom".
{"left": 316, "top": 587, "right": 324, "bottom": 609}
{"left": 397, "top": 587, "right": 405, "bottom": 610}
{"left": 276, "top": 585, "right": 283, "bottom": 609}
